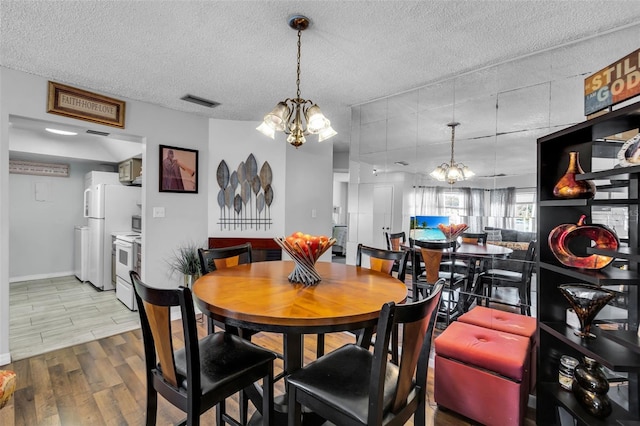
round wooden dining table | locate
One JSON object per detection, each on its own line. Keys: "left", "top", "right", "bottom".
{"left": 192, "top": 260, "right": 408, "bottom": 374}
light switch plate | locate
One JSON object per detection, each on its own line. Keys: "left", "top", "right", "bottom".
{"left": 153, "top": 207, "right": 165, "bottom": 218}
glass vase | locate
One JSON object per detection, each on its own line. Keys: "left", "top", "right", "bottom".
{"left": 558, "top": 284, "right": 615, "bottom": 339}
{"left": 572, "top": 356, "right": 612, "bottom": 418}
{"left": 553, "top": 151, "right": 596, "bottom": 199}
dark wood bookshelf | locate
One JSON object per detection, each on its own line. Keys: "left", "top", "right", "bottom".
{"left": 537, "top": 100, "right": 640, "bottom": 424}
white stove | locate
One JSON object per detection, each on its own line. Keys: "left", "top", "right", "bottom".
{"left": 113, "top": 231, "right": 141, "bottom": 310}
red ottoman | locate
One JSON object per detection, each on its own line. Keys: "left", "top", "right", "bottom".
{"left": 434, "top": 321, "right": 530, "bottom": 426}
{"left": 458, "top": 306, "right": 537, "bottom": 392}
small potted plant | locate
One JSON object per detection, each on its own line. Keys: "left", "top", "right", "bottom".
{"left": 167, "top": 242, "right": 201, "bottom": 288}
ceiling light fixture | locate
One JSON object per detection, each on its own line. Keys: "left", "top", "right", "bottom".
{"left": 256, "top": 15, "right": 336, "bottom": 148}
{"left": 430, "top": 122, "right": 475, "bottom": 184}
{"left": 45, "top": 128, "right": 78, "bottom": 136}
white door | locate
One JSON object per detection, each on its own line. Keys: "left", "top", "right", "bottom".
{"left": 373, "top": 185, "right": 393, "bottom": 249}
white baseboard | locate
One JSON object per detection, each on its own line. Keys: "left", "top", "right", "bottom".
{"left": 0, "top": 352, "right": 11, "bottom": 366}
{"left": 10, "top": 270, "right": 75, "bottom": 283}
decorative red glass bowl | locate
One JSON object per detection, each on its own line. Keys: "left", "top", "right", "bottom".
{"left": 548, "top": 215, "right": 619, "bottom": 270}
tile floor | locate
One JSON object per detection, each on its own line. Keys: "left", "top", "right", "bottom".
{"left": 9, "top": 275, "right": 140, "bottom": 361}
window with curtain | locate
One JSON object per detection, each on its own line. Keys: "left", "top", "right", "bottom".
{"left": 515, "top": 190, "right": 536, "bottom": 232}
{"left": 415, "top": 186, "right": 486, "bottom": 232}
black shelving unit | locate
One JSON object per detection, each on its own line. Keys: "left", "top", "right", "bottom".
{"left": 537, "top": 101, "right": 640, "bottom": 425}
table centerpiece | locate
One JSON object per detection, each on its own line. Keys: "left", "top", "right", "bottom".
{"left": 274, "top": 232, "right": 335, "bottom": 285}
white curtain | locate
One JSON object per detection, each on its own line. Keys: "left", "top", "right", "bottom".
{"left": 416, "top": 186, "right": 486, "bottom": 231}
{"left": 465, "top": 188, "right": 485, "bottom": 232}
{"left": 416, "top": 186, "right": 443, "bottom": 215}
{"left": 488, "top": 187, "right": 516, "bottom": 229}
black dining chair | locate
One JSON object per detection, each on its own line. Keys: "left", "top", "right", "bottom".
{"left": 356, "top": 243, "right": 408, "bottom": 364}
{"left": 385, "top": 231, "right": 413, "bottom": 277}
{"left": 129, "top": 271, "right": 275, "bottom": 426}
{"left": 447, "top": 231, "right": 490, "bottom": 290}
{"left": 385, "top": 231, "right": 406, "bottom": 251}
{"left": 198, "top": 243, "right": 253, "bottom": 275}
{"left": 412, "top": 240, "right": 468, "bottom": 326}
{"left": 198, "top": 243, "right": 253, "bottom": 335}
{"left": 356, "top": 243, "right": 407, "bottom": 283}
{"left": 286, "top": 282, "right": 444, "bottom": 426}
{"left": 479, "top": 240, "right": 537, "bottom": 315}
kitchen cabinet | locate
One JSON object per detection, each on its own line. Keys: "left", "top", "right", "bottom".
{"left": 536, "top": 101, "right": 640, "bottom": 425}
{"left": 118, "top": 157, "right": 142, "bottom": 185}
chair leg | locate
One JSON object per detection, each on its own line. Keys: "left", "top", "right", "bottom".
{"left": 239, "top": 390, "right": 248, "bottom": 425}
{"left": 414, "top": 390, "right": 426, "bottom": 426}
{"left": 216, "top": 401, "right": 224, "bottom": 426}
{"left": 484, "top": 281, "right": 493, "bottom": 306}
{"left": 520, "top": 286, "right": 532, "bottom": 316}
{"left": 263, "top": 368, "right": 274, "bottom": 426}
{"left": 188, "top": 398, "right": 200, "bottom": 426}
{"left": 287, "top": 384, "right": 302, "bottom": 426}
{"left": 145, "top": 388, "right": 158, "bottom": 426}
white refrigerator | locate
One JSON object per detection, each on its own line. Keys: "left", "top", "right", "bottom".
{"left": 84, "top": 183, "right": 141, "bottom": 290}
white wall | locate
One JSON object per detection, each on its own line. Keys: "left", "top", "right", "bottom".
{"left": 9, "top": 160, "right": 112, "bottom": 280}
{"left": 0, "top": 67, "right": 209, "bottom": 364}
{"left": 208, "top": 119, "right": 286, "bottom": 238}
{"left": 208, "top": 119, "right": 334, "bottom": 261}
{"left": 285, "top": 137, "right": 334, "bottom": 263}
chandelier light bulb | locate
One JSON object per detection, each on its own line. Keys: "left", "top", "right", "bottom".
{"left": 256, "top": 122, "right": 276, "bottom": 139}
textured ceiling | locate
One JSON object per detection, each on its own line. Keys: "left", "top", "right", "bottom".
{"left": 2, "top": 1, "right": 640, "bottom": 159}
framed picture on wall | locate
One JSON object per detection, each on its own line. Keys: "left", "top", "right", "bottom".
{"left": 159, "top": 145, "right": 198, "bottom": 193}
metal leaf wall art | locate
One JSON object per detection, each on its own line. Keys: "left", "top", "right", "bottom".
{"left": 216, "top": 154, "right": 274, "bottom": 230}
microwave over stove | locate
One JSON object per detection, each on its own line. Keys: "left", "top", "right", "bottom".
{"left": 132, "top": 215, "right": 142, "bottom": 233}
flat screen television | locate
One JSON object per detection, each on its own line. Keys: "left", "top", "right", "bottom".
{"left": 410, "top": 215, "right": 450, "bottom": 241}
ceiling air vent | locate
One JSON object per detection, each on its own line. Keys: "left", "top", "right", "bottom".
{"left": 394, "top": 161, "right": 409, "bottom": 166}
{"left": 181, "top": 94, "right": 220, "bottom": 108}
{"left": 86, "top": 129, "right": 110, "bottom": 136}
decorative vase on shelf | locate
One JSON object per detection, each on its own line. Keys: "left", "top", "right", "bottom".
{"left": 553, "top": 151, "right": 596, "bottom": 199}
{"left": 572, "top": 356, "right": 612, "bottom": 418}
{"left": 548, "top": 215, "right": 619, "bottom": 270}
{"left": 558, "top": 284, "right": 616, "bottom": 339}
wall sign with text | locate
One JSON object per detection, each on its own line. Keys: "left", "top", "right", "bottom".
{"left": 584, "top": 48, "right": 640, "bottom": 116}
{"left": 47, "top": 81, "right": 126, "bottom": 128}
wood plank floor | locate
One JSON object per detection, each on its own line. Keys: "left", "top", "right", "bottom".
{"left": 5, "top": 273, "right": 537, "bottom": 424}
{"left": 1, "top": 315, "right": 537, "bottom": 425}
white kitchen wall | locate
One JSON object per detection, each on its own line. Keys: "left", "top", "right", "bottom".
{"left": 0, "top": 67, "right": 209, "bottom": 365}
{"left": 8, "top": 160, "right": 112, "bottom": 280}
